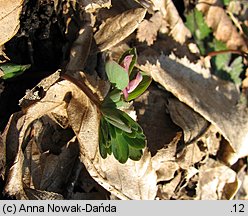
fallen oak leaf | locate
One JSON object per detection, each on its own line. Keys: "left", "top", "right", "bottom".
{"left": 138, "top": 54, "right": 248, "bottom": 165}
{"left": 94, "top": 8, "right": 147, "bottom": 51}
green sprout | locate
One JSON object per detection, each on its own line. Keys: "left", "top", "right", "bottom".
{"left": 99, "top": 48, "right": 151, "bottom": 163}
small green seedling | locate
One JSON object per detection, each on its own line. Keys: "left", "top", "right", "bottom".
{"left": 0, "top": 63, "right": 31, "bottom": 80}
{"left": 99, "top": 48, "right": 151, "bottom": 163}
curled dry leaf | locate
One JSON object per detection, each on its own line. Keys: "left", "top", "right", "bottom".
{"left": 167, "top": 98, "right": 210, "bottom": 144}
{"left": 137, "top": 11, "right": 168, "bottom": 45}
{"left": 0, "top": 0, "right": 23, "bottom": 46}
{"left": 152, "top": 133, "right": 181, "bottom": 182}
{"left": 84, "top": 0, "right": 111, "bottom": 13}
{"left": 138, "top": 54, "right": 248, "bottom": 165}
{"left": 157, "top": 172, "right": 181, "bottom": 200}
{"left": 94, "top": 8, "right": 147, "bottom": 51}
{"left": 196, "top": 0, "right": 248, "bottom": 51}
{"left": 98, "top": 150, "right": 157, "bottom": 200}
{"left": 146, "top": 0, "right": 191, "bottom": 44}
{"left": 3, "top": 69, "right": 157, "bottom": 199}
{"left": 196, "top": 159, "right": 241, "bottom": 200}
{"left": 177, "top": 143, "right": 205, "bottom": 170}
{"left": 66, "top": 25, "right": 93, "bottom": 71}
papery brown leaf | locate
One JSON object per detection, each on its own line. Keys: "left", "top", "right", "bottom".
{"left": 38, "top": 138, "right": 79, "bottom": 193}
{"left": 138, "top": 54, "right": 248, "bottom": 165}
{"left": 66, "top": 25, "right": 93, "bottom": 71}
{"left": 137, "top": 11, "right": 168, "bottom": 45}
{"left": 157, "top": 172, "right": 181, "bottom": 200}
{"left": 81, "top": 0, "right": 111, "bottom": 13}
{"left": 134, "top": 87, "right": 181, "bottom": 156}
{"left": 0, "top": 0, "right": 23, "bottom": 46}
{"left": 94, "top": 8, "right": 147, "bottom": 51}
{"left": 144, "top": 0, "right": 191, "bottom": 43}
{"left": 167, "top": 98, "right": 210, "bottom": 144}
{"left": 177, "top": 143, "right": 205, "bottom": 170}
{"left": 3, "top": 78, "right": 77, "bottom": 198}
{"left": 97, "top": 150, "right": 157, "bottom": 200}
{"left": 196, "top": 0, "right": 248, "bottom": 51}
{"left": 196, "top": 159, "right": 240, "bottom": 199}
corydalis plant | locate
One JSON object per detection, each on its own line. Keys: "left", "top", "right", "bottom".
{"left": 99, "top": 48, "right": 151, "bottom": 163}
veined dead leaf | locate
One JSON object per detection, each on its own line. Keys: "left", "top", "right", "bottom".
{"left": 0, "top": 0, "right": 23, "bottom": 46}
{"left": 3, "top": 68, "right": 157, "bottom": 199}
{"left": 157, "top": 172, "right": 181, "bottom": 200}
{"left": 97, "top": 150, "right": 157, "bottom": 200}
{"left": 94, "top": 8, "right": 147, "bottom": 51}
{"left": 138, "top": 54, "right": 248, "bottom": 165}
{"left": 137, "top": 11, "right": 168, "bottom": 46}
{"left": 151, "top": 133, "right": 181, "bottom": 182}
{"left": 167, "top": 98, "right": 210, "bottom": 144}
{"left": 145, "top": 0, "right": 191, "bottom": 44}
{"left": 196, "top": 159, "right": 241, "bottom": 200}
{"left": 196, "top": 0, "right": 248, "bottom": 51}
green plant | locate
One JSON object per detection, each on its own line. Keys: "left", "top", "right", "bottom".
{"left": 0, "top": 63, "right": 31, "bottom": 80}
{"left": 99, "top": 48, "right": 151, "bottom": 163}
{"left": 185, "top": 9, "right": 245, "bottom": 87}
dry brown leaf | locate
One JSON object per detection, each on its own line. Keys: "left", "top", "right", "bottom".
{"left": 196, "top": 159, "right": 241, "bottom": 200}
{"left": 94, "top": 8, "right": 147, "bottom": 51}
{"left": 145, "top": 0, "right": 191, "bottom": 43}
{"left": 236, "top": 174, "right": 248, "bottom": 199}
{"left": 3, "top": 68, "right": 157, "bottom": 199}
{"left": 138, "top": 54, "right": 248, "bottom": 165}
{"left": 198, "top": 125, "right": 221, "bottom": 156}
{"left": 137, "top": 11, "right": 168, "bottom": 45}
{"left": 0, "top": 0, "right": 23, "bottom": 46}
{"left": 167, "top": 98, "right": 210, "bottom": 144}
{"left": 177, "top": 143, "right": 205, "bottom": 170}
{"left": 66, "top": 25, "right": 93, "bottom": 71}
{"left": 84, "top": 0, "right": 111, "bottom": 13}
{"left": 97, "top": 150, "right": 157, "bottom": 200}
{"left": 156, "top": 172, "right": 181, "bottom": 200}
{"left": 197, "top": 0, "right": 247, "bottom": 51}
{"left": 152, "top": 132, "right": 181, "bottom": 163}
{"left": 134, "top": 86, "right": 181, "bottom": 156}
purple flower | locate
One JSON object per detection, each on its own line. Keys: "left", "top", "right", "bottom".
{"left": 121, "top": 55, "right": 143, "bottom": 100}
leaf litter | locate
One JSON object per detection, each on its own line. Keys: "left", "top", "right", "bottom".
{"left": 0, "top": 0, "right": 248, "bottom": 200}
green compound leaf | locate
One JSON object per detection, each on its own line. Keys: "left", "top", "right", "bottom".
{"left": 123, "top": 133, "right": 146, "bottom": 150}
{"left": 119, "top": 47, "right": 137, "bottom": 74}
{"left": 221, "top": 0, "right": 230, "bottom": 6}
{"left": 185, "top": 9, "right": 211, "bottom": 41}
{"left": 111, "top": 127, "right": 129, "bottom": 164}
{"left": 127, "top": 73, "right": 152, "bottom": 101}
{"left": 226, "top": 56, "right": 243, "bottom": 86}
{"left": 128, "top": 146, "right": 143, "bottom": 161}
{"left": 0, "top": 63, "right": 31, "bottom": 80}
{"left": 185, "top": 8, "right": 211, "bottom": 54}
{"left": 101, "top": 108, "right": 132, "bottom": 133}
{"left": 209, "top": 39, "right": 244, "bottom": 86}
{"left": 105, "top": 60, "right": 129, "bottom": 90}
{"left": 209, "top": 39, "right": 230, "bottom": 71}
